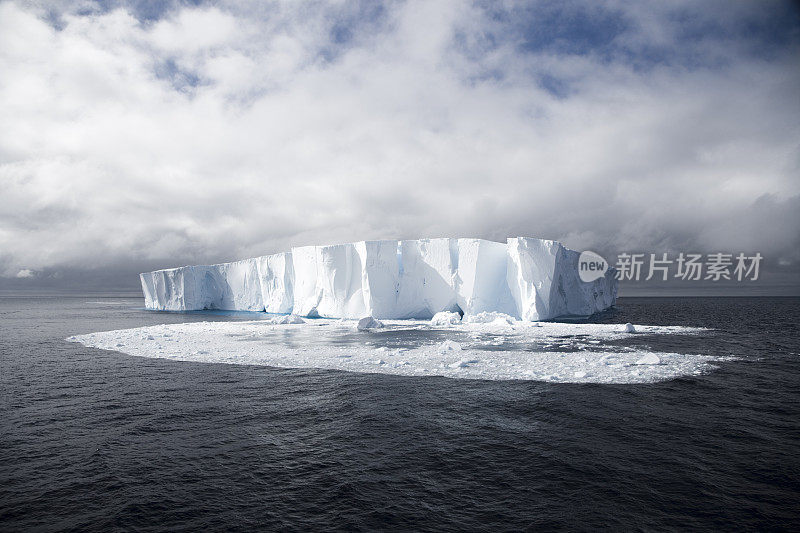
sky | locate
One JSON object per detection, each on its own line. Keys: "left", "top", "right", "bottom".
{"left": 1, "top": 0, "right": 799, "bottom": 294}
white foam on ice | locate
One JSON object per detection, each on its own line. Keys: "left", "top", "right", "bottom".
{"left": 67, "top": 319, "right": 725, "bottom": 384}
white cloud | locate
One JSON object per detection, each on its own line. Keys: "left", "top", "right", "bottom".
{"left": 0, "top": 0, "right": 798, "bottom": 285}
{"left": 150, "top": 7, "right": 240, "bottom": 53}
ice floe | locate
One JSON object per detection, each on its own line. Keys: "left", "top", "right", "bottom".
{"left": 67, "top": 318, "right": 726, "bottom": 384}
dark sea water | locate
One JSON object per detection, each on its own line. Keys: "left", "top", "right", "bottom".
{"left": 1, "top": 296, "right": 799, "bottom": 531}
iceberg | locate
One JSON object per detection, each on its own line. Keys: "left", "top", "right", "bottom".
{"left": 140, "top": 260, "right": 263, "bottom": 312}
{"left": 506, "top": 237, "right": 617, "bottom": 321}
{"left": 140, "top": 237, "right": 618, "bottom": 321}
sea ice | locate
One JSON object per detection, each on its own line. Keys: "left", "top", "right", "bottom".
{"left": 67, "top": 319, "right": 723, "bottom": 384}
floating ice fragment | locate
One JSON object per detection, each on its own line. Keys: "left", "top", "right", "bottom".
{"left": 437, "top": 340, "right": 462, "bottom": 353}
{"left": 357, "top": 316, "right": 384, "bottom": 331}
{"left": 624, "top": 323, "right": 636, "bottom": 333}
{"left": 271, "top": 314, "right": 305, "bottom": 325}
{"left": 430, "top": 311, "right": 462, "bottom": 326}
{"left": 448, "top": 359, "right": 479, "bottom": 368}
{"left": 574, "top": 371, "right": 587, "bottom": 378}
{"left": 635, "top": 353, "right": 660, "bottom": 365}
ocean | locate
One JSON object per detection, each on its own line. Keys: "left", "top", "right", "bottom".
{"left": 1, "top": 296, "right": 798, "bottom": 531}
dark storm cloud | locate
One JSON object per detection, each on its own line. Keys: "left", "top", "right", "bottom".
{"left": 0, "top": 0, "right": 798, "bottom": 293}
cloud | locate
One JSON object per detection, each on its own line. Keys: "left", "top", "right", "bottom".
{"left": 0, "top": 0, "right": 798, "bottom": 292}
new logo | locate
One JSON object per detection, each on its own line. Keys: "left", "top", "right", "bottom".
{"left": 578, "top": 251, "right": 609, "bottom": 282}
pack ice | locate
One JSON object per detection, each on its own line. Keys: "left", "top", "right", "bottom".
{"left": 140, "top": 237, "right": 617, "bottom": 321}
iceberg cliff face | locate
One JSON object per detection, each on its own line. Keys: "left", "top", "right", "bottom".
{"left": 140, "top": 260, "right": 265, "bottom": 312}
{"left": 455, "top": 238, "right": 516, "bottom": 317}
{"left": 140, "top": 266, "right": 197, "bottom": 311}
{"left": 292, "top": 242, "right": 377, "bottom": 318}
{"left": 255, "top": 252, "right": 293, "bottom": 314}
{"left": 506, "top": 238, "right": 617, "bottom": 321}
{"left": 396, "top": 238, "right": 457, "bottom": 318}
{"left": 141, "top": 237, "right": 617, "bottom": 321}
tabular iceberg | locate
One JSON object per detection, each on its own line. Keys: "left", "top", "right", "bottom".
{"left": 140, "top": 237, "right": 617, "bottom": 321}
